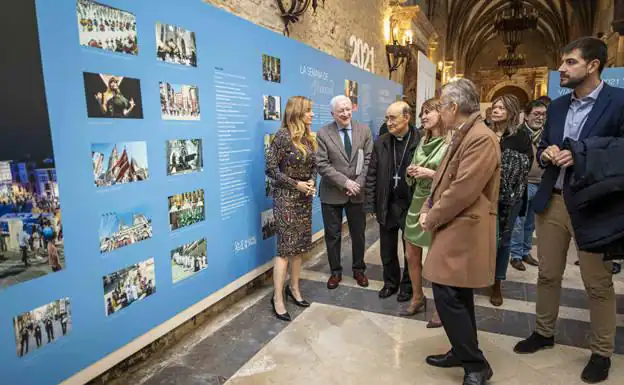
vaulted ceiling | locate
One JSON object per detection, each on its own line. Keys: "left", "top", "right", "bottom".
{"left": 428, "top": 0, "right": 601, "bottom": 74}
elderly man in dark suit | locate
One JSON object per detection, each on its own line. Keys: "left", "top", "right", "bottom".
{"left": 365, "top": 101, "right": 420, "bottom": 301}
{"left": 514, "top": 36, "right": 624, "bottom": 384}
{"left": 317, "top": 95, "right": 373, "bottom": 289}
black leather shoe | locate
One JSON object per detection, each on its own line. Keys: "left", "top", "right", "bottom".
{"left": 285, "top": 285, "right": 310, "bottom": 308}
{"left": 425, "top": 351, "right": 462, "bottom": 368}
{"left": 513, "top": 332, "right": 554, "bottom": 354}
{"left": 581, "top": 354, "right": 610, "bottom": 383}
{"left": 270, "top": 297, "right": 291, "bottom": 322}
{"left": 396, "top": 290, "right": 412, "bottom": 302}
{"left": 463, "top": 366, "right": 494, "bottom": 385}
{"left": 378, "top": 286, "right": 398, "bottom": 298}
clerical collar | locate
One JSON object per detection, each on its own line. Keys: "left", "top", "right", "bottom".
{"left": 393, "top": 129, "right": 410, "bottom": 141}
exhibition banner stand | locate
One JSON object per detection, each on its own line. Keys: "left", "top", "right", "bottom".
{"left": 0, "top": 1, "right": 402, "bottom": 384}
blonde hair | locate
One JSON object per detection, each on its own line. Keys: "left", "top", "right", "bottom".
{"left": 282, "top": 96, "right": 317, "bottom": 157}
{"left": 491, "top": 95, "right": 522, "bottom": 136}
{"left": 419, "top": 98, "right": 445, "bottom": 142}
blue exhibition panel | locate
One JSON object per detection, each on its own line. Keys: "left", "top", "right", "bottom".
{"left": 548, "top": 68, "right": 624, "bottom": 97}
{"left": 0, "top": 1, "right": 401, "bottom": 384}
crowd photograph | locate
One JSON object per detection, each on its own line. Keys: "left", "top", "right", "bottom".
{"left": 171, "top": 238, "right": 207, "bottom": 283}
{"left": 160, "top": 82, "right": 200, "bottom": 121}
{"left": 76, "top": 0, "right": 138, "bottom": 56}
{"left": 168, "top": 189, "right": 205, "bottom": 231}
{"left": 166, "top": 139, "right": 203, "bottom": 176}
{"left": 99, "top": 207, "right": 152, "bottom": 254}
{"left": 13, "top": 298, "right": 71, "bottom": 357}
{"left": 92, "top": 141, "right": 149, "bottom": 188}
{"left": 83, "top": 72, "right": 144, "bottom": 119}
{"left": 1, "top": 28, "right": 66, "bottom": 290}
{"left": 156, "top": 22, "right": 197, "bottom": 67}
{"left": 103, "top": 258, "right": 156, "bottom": 316}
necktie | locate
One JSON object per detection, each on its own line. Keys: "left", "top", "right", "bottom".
{"left": 342, "top": 128, "right": 352, "bottom": 159}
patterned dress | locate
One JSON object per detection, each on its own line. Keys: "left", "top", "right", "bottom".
{"left": 265, "top": 128, "right": 317, "bottom": 258}
{"left": 403, "top": 136, "right": 448, "bottom": 247}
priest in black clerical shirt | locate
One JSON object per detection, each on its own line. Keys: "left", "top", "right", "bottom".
{"left": 365, "top": 101, "right": 420, "bottom": 301}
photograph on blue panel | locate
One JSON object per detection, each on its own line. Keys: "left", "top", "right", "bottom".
{"left": 171, "top": 238, "right": 207, "bottom": 284}
{"left": 263, "top": 95, "right": 281, "bottom": 121}
{"left": 159, "top": 82, "right": 200, "bottom": 120}
{"left": 103, "top": 258, "right": 155, "bottom": 316}
{"left": 261, "top": 209, "right": 277, "bottom": 240}
{"left": 166, "top": 139, "right": 203, "bottom": 176}
{"left": 76, "top": 0, "right": 138, "bottom": 55}
{"left": 345, "top": 79, "right": 359, "bottom": 111}
{"left": 92, "top": 141, "right": 149, "bottom": 187}
{"left": 262, "top": 54, "right": 281, "bottom": 83}
{"left": 13, "top": 297, "right": 71, "bottom": 358}
{"left": 99, "top": 206, "right": 153, "bottom": 254}
{"left": 168, "top": 189, "right": 205, "bottom": 231}
{"left": 83, "top": 72, "right": 144, "bottom": 118}
{"left": 0, "top": 0, "right": 65, "bottom": 290}
{"left": 264, "top": 134, "right": 275, "bottom": 197}
{"left": 156, "top": 22, "right": 197, "bottom": 67}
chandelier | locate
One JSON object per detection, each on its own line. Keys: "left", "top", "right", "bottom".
{"left": 498, "top": 48, "right": 526, "bottom": 78}
{"left": 494, "top": 0, "right": 538, "bottom": 48}
{"left": 276, "top": 0, "right": 325, "bottom": 35}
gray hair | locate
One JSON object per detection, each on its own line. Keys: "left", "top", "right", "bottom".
{"left": 330, "top": 95, "right": 352, "bottom": 112}
{"left": 441, "top": 78, "right": 480, "bottom": 115}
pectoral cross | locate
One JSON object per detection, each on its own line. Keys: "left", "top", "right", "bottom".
{"left": 393, "top": 173, "right": 401, "bottom": 189}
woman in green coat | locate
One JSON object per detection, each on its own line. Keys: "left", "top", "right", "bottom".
{"left": 401, "top": 98, "right": 449, "bottom": 327}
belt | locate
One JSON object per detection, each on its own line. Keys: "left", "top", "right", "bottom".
{"left": 552, "top": 188, "right": 563, "bottom": 195}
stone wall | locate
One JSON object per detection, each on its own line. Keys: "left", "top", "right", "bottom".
{"left": 203, "top": 0, "right": 391, "bottom": 79}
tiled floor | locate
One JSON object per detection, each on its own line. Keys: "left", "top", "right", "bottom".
{"left": 225, "top": 304, "right": 624, "bottom": 385}
{"left": 117, "top": 218, "right": 624, "bottom": 385}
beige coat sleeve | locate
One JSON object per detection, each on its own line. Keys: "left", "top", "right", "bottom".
{"left": 425, "top": 135, "right": 499, "bottom": 230}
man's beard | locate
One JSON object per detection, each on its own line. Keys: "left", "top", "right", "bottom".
{"left": 561, "top": 73, "right": 587, "bottom": 89}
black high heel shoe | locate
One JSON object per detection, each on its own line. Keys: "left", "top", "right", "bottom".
{"left": 271, "top": 297, "right": 291, "bottom": 321}
{"left": 285, "top": 285, "right": 310, "bottom": 308}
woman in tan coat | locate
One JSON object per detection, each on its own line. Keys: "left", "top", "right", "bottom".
{"left": 420, "top": 79, "right": 501, "bottom": 384}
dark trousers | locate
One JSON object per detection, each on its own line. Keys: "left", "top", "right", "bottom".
{"left": 379, "top": 223, "right": 411, "bottom": 291}
{"left": 432, "top": 282, "right": 487, "bottom": 373}
{"left": 321, "top": 202, "right": 366, "bottom": 275}
{"left": 21, "top": 246, "right": 28, "bottom": 266}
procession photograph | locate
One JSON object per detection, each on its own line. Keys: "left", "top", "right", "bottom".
{"left": 263, "top": 95, "right": 281, "bottom": 121}
{"left": 159, "top": 82, "right": 200, "bottom": 120}
{"left": 99, "top": 205, "right": 153, "bottom": 254}
{"left": 92, "top": 141, "right": 149, "bottom": 188}
{"left": 264, "top": 134, "right": 275, "bottom": 197}
{"left": 171, "top": 238, "right": 207, "bottom": 284}
{"left": 166, "top": 139, "right": 203, "bottom": 176}
{"left": 103, "top": 258, "right": 156, "bottom": 316}
{"left": 13, "top": 298, "right": 72, "bottom": 358}
{"left": 168, "top": 189, "right": 205, "bottom": 231}
{"left": 261, "top": 209, "right": 277, "bottom": 240}
{"left": 1, "top": 4, "right": 66, "bottom": 290}
{"left": 262, "top": 54, "right": 281, "bottom": 83}
{"left": 83, "top": 72, "right": 144, "bottom": 119}
{"left": 156, "top": 22, "right": 197, "bottom": 67}
{"left": 345, "top": 79, "right": 359, "bottom": 111}
{"left": 76, "top": 0, "right": 138, "bottom": 56}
